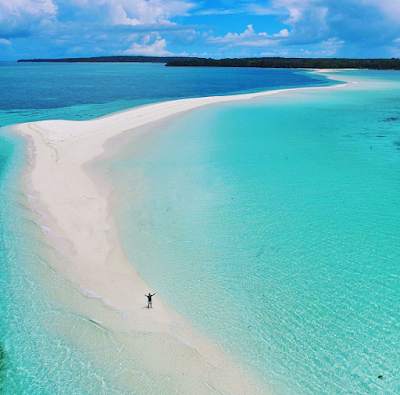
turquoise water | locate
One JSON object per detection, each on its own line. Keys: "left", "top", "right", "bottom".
{"left": 106, "top": 71, "right": 400, "bottom": 395}
{"left": 0, "top": 129, "right": 133, "bottom": 394}
{"left": 0, "top": 133, "right": 206, "bottom": 395}
{"left": 0, "top": 64, "right": 333, "bottom": 394}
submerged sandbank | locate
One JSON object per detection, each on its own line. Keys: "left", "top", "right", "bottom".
{"left": 15, "top": 78, "right": 348, "bottom": 393}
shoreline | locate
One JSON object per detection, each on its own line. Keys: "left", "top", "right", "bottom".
{"left": 15, "top": 76, "right": 348, "bottom": 393}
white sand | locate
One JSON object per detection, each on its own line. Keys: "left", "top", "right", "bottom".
{"left": 16, "top": 80, "right": 346, "bottom": 394}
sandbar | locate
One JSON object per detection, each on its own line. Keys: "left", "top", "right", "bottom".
{"left": 15, "top": 78, "right": 347, "bottom": 394}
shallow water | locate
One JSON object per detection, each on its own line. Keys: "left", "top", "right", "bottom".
{"left": 0, "top": 129, "right": 125, "bottom": 394}
{"left": 1, "top": 64, "right": 398, "bottom": 394}
{"left": 106, "top": 71, "right": 400, "bottom": 395}
{"left": 0, "top": 64, "right": 333, "bottom": 394}
{"left": 0, "top": 127, "right": 208, "bottom": 395}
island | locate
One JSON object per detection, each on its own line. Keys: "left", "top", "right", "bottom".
{"left": 17, "top": 55, "right": 200, "bottom": 63}
{"left": 165, "top": 57, "right": 400, "bottom": 70}
{"left": 18, "top": 56, "right": 400, "bottom": 70}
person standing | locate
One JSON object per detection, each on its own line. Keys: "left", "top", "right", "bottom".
{"left": 145, "top": 292, "right": 156, "bottom": 308}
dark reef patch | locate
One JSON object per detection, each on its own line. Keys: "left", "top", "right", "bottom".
{"left": 0, "top": 342, "right": 6, "bottom": 393}
{"left": 393, "top": 141, "right": 400, "bottom": 147}
{"left": 382, "top": 117, "right": 400, "bottom": 122}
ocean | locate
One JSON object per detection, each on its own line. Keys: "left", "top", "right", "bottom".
{"left": 0, "top": 62, "right": 329, "bottom": 127}
{"left": 103, "top": 70, "right": 400, "bottom": 395}
{"left": 0, "top": 63, "right": 399, "bottom": 394}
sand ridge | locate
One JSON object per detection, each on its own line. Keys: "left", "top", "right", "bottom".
{"left": 16, "top": 79, "right": 347, "bottom": 394}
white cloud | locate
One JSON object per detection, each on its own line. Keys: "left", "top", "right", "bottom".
{"left": 207, "top": 25, "right": 288, "bottom": 48}
{"left": 246, "top": 4, "right": 278, "bottom": 16}
{"left": 0, "top": 0, "right": 197, "bottom": 39}
{"left": 268, "top": 0, "right": 318, "bottom": 23}
{"left": 1, "top": 0, "right": 399, "bottom": 59}
{"left": 0, "top": 0, "right": 57, "bottom": 17}
{"left": 274, "top": 29, "right": 289, "bottom": 37}
{"left": 244, "top": 0, "right": 400, "bottom": 50}
{"left": 316, "top": 37, "right": 344, "bottom": 56}
{"left": 123, "top": 33, "right": 172, "bottom": 55}
{"left": 359, "top": 0, "right": 400, "bottom": 22}
{"left": 0, "top": 0, "right": 57, "bottom": 37}
{"left": 266, "top": 0, "right": 400, "bottom": 25}
{"left": 94, "top": 0, "right": 196, "bottom": 26}
{"left": 195, "top": 8, "right": 240, "bottom": 16}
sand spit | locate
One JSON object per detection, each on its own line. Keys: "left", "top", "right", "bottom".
{"left": 16, "top": 81, "right": 346, "bottom": 394}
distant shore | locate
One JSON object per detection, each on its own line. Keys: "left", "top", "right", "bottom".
{"left": 17, "top": 55, "right": 195, "bottom": 64}
{"left": 17, "top": 56, "right": 400, "bottom": 70}
{"left": 165, "top": 57, "right": 400, "bottom": 70}
{"left": 15, "top": 75, "right": 348, "bottom": 393}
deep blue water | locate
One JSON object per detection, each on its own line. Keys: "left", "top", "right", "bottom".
{"left": 0, "top": 62, "right": 333, "bottom": 127}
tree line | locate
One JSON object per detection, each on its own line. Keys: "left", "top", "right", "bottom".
{"left": 165, "top": 57, "right": 400, "bottom": 70}
{"left": 18, "top": 56, "right": 199, "bottom": 63}
{"left": 18, "top": 56, "right": 400, "bottom": 70}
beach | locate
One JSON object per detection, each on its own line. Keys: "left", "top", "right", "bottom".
{"left": 9, "top": 69, "right": 400, "bottom": 394}
{"left": 14, "top": 80, "right": 347, "bottom": 393}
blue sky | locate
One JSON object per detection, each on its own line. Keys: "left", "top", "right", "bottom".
{"left": 0, "top": 0, "right": 399, "bottom": 60}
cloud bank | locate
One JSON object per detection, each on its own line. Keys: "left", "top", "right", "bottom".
{"left": 0, "top": 0, "right": 399, "bottom": 59}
